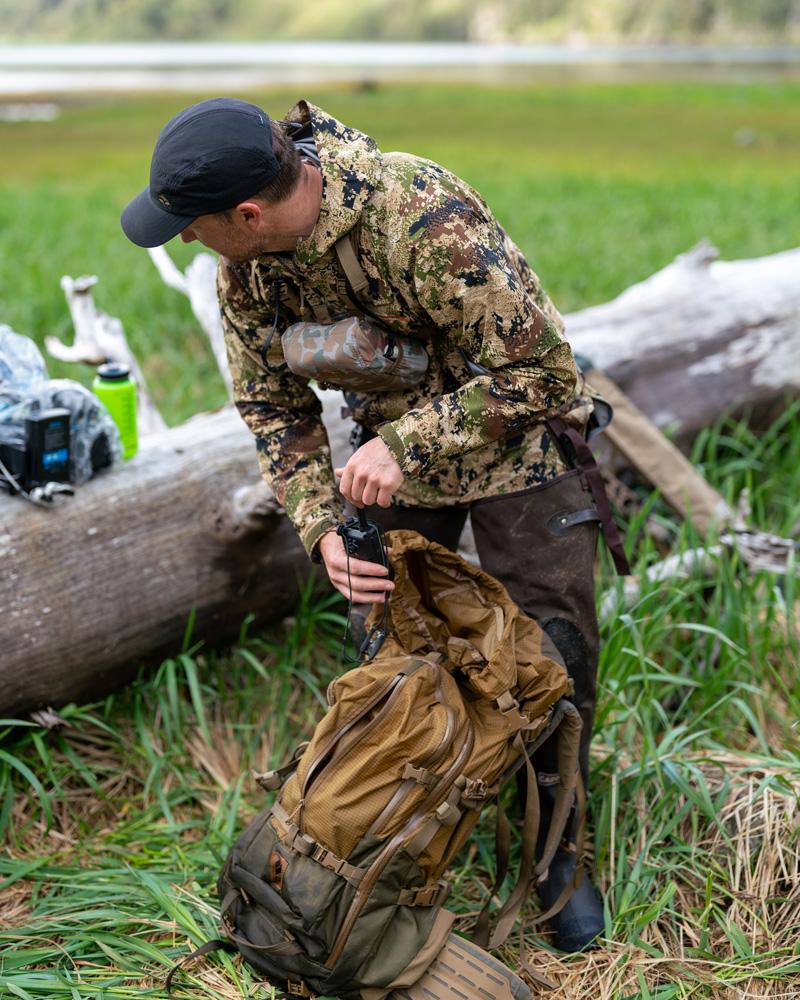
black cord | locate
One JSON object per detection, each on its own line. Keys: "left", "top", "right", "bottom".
{"left": 339, "top": 542, "right": 358, "bottom": 662}
{"left": 338, "top": 537, "right": 390, "bottom": 664}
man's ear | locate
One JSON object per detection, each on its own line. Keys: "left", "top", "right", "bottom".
{"left": 234, "top": 201, "right": 263, "bottom": 229}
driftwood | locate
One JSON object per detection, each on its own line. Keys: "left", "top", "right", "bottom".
{"left": 148, "top": 238, "right": 800, "bottom": 457}
{"left": 566, "top": 241, "right": 800, "bottom": 439}
{"left": 147, "top": 247, "right": 231, "bottom": 395}
{"left": 50, "top": 276, "right": 167, "bottom": 435}
{"left": 0, "top": 408, "right": 316, "bottom": 717}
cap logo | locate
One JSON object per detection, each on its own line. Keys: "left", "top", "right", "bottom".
{"left": 157, "top": 193, "right": 171, "bottom": 208}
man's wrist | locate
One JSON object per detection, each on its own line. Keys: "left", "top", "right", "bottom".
{"left": 377, "top": 422, "right": 420, "bottom": 477}
{"left": 306, "top": 517, "right": 341, "bottom": 563}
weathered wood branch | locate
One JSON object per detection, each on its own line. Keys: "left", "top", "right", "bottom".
{"left": 0, "top": 409, "right": 319, "bottom": 718}
{"left": 48, "top": 275, "right": 167, "bottom": 435}
{"left": 566, "top": 241, "right": 800, "bottom": 438}
{"left": 147, "top": 247, "right": 231, "bottom": 394}
{"left": 150, "top": 238, "right": 800, "bottom": 445}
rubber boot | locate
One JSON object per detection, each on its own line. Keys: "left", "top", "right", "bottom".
{"left": 533, "top": 781, "right": 605, "bottom": 952}
{"left": 472, "top": 471, "right": 606, "bottom": 952}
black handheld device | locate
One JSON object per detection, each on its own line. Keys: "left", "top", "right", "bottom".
{"left": 337, "top": 509, "right": 389, "bottom": 567}
{"left": 336, "top": 510, "right": 391, "bottom": 661}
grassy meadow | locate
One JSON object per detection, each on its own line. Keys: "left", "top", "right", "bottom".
{"left": 1, "top": 81, "right": 799, "bottom": 999}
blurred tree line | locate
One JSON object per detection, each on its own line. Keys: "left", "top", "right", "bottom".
{"left": 2, "top": 0, "right": 799, "bottom": 43}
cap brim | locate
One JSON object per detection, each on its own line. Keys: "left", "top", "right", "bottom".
{"left": 120, "top": 188, "right": 197, "bottom": 248}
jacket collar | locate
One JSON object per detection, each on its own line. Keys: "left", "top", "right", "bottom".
{"left": 283, "top": 100, "right": 380, "bottom": 270}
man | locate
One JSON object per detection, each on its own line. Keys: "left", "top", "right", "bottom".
{"left": 121, "top": 96, "right": 616, "bottom": 951}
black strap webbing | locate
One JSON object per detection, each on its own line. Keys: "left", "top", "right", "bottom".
{"left": 547, "top": 415, "right": 632, "bottom": 576}
{"left": 164, "top": 939, "right": 236, "bottom": 993}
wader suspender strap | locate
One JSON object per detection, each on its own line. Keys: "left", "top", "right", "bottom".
{"left": 334, "top": 233, "right": 488, "bottom": 379}
{"left": 335, "top": 234, "right": 370, "bottom": 295}
{"left": 547, "top": 415, "right": 632, "bottom": 576}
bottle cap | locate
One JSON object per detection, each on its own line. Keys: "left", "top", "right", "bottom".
{"left": 97, "top": 362, "right": 131, "bottom": 381}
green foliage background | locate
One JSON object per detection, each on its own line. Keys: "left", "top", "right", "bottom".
{"left": 1, "top": 0, "right": 800, "bottom": 42}
{"left": 0, "top": 81, "right": 797, "bottom": 425}
{"left": 1, "top": 80, "right": 799, "bottom": 998}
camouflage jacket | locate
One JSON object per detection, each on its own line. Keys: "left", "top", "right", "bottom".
{"left": 220, "top": 100, "right": 585, "bottom": 558}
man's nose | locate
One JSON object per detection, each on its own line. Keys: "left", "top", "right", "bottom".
{"left": 180, "top": 229, "right": 196, "bottom": 243}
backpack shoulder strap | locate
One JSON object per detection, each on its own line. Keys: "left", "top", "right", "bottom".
{"left": 334, "top": 232, "right": 369, "bottom": 297}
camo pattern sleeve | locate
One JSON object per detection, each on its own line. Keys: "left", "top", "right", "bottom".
{"left": 218, "top": 260, "right": 342, "bottom": 559}
{"left": 376, "top": 200, "right": 577, "bottom": 479}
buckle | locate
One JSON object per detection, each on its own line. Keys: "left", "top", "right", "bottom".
{"left": 465, "top": 777, "right": 487, "bottom": 799}
{"left": 435, "top": 801, "right": 461, "bottom": 827}
{"left": 496, "top": 691, "right": 529, "bottom": 730}
{"left": 286, "top": 981, "right": 313, "bottom": 998}
{"left": 420, "top": 880, "right": 450, "bottom": 906}
{"left": 252, "top": 769, "right": 282, "bottom": 791}
{"left": 293, "top": 833, "right": 316, "bottom": 857}
{"left": 399, "top": 879, "right": 451, "bottom": 907}
{"left": 496, "top": 691, "right": 518, "bottom": 713}
{"left": 461, "top": 777, "right": 496, "bottom": 807}
{"left": 402, "top": 763, "right": 436, "bottom": 788}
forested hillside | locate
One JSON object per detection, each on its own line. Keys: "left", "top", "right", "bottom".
{"left": 1, "top": 0, "right": 799, "bottom": 43}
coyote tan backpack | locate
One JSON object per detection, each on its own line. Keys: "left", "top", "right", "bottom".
{"left": 211, "top": 530, "right": 583, "bottom": 999}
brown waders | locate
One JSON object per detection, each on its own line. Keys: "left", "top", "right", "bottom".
{"left": 347, "top": 417, "right": 628, "bottom": 951}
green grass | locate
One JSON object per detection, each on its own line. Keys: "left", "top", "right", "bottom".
{"left": 2, "top": 405, "right": 799, "bottom": 997}
{"left": 1, "top": 80, "right": 799, "bottom": 998}
{"left": 0, "top": 81, "right": 798, "bottom": 422}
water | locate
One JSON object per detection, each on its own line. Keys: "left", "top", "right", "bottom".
{"left": 0, "top": 42, "right": 796, "bottom": 94}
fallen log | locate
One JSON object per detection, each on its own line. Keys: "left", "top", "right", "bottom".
{"left": 0, "top": 409, "right": 317, "bottom": 718}
{"left": 145, "top": 240, "right": 800, "bottom": 440}
{"left": 566, "top": 241, "right": 800, "bottom": 439}
{"left": 4, "top": 242, "right": 796, "bottom": 716}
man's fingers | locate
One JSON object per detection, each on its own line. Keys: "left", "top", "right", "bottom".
{"left": 338, "top": 465, "right": 354, "bottom": 502}
{"left": 337, "top": 588, "right": 391, "bottom": 604}
{"left": 376, "top": 484, "right": 394, "bottom": 508}
{"left": 349, "top": 469, "right": 370, "bottom": 507}
{"left": 361, "top": 480, "right": 380, "bottom": 508}
{"left": 329, "top": 555, "right": 389, "bottom": 576}
{"left": 330, "top": 575, "right": 394, "bottom": 603}
{"left": 330, "top": 575, "right": 392, "bottom": 597}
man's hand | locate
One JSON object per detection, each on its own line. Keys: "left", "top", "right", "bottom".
{"left": 319, "top": 530, "right": 394, "bottom": 604}
{"left": 334, "top": 436, "right": 404, "bottom": 509}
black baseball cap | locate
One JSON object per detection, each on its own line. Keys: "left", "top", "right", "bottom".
{"left": 121, "top": 97, "right": 280, "bottom": 248}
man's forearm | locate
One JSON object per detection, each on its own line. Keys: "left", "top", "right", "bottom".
{"left": 376, "top": 340, "right": 578, "bottom": 479}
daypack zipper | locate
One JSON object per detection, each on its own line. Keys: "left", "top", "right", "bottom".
{"left": 324, "top": 718, "right": 476, "bottom": 970}
{"left": 298, "top": 669, "right": 412, "bottom": 831}
{"left": 366, "top": 674, "right": 457, "bottom": 838}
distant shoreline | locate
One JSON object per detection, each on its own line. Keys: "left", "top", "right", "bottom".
{"left": 0, "top": 42, "right": 796, "bottom": 95}
{"left": 1, "top": 41, "right": 798, "bottom": 66}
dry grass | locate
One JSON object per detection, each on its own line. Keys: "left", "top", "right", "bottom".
{"left": 517, "top": 756, "right": 800, "bottom": 998}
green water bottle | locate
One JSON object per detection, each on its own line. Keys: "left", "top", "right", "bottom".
{"left": 93, "top": 362, "right": 138, "bottom": 460}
